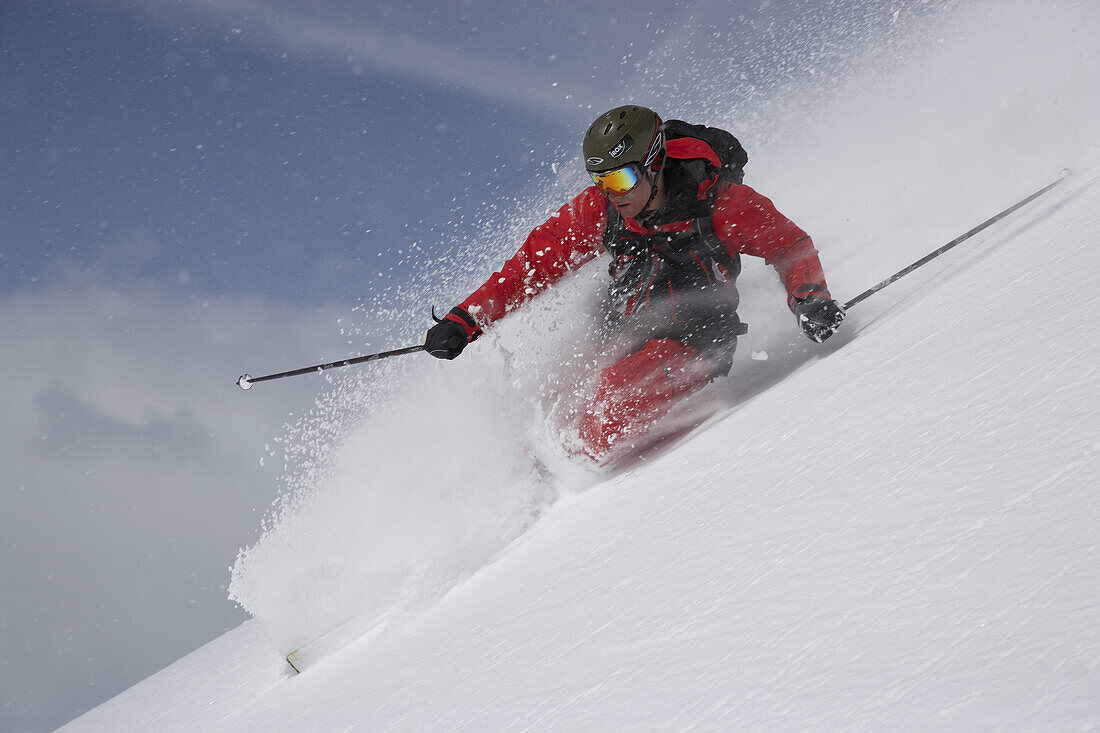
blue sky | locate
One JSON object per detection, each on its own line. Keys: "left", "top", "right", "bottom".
{"left": 1, "top": 0, "right": 921, "bottom": 308}
{"left": 1, "top": 0, "right": 583, "bottom": 306}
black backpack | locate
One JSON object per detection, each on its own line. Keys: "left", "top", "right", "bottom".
{"left": 662, "top": 120, "right": 748, "bottom": 185}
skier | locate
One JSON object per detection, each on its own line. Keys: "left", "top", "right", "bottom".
{"left": 424, "top": 105, "right": 845, "bottom": 461}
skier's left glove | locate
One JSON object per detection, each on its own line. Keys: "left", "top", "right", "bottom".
{"left": 794, "top": 295, "right": 845, "bottom": 343}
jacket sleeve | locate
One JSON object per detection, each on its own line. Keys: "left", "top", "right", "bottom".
{"left": 711, "top": 183, "right": 832, "bottom": 310}
{"left": 456, "top": 186, "right": 608, "bottom": 335}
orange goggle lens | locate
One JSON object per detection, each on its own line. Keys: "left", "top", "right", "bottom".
{"left": 591, "top": 165, "right": 641, "bottom": 195}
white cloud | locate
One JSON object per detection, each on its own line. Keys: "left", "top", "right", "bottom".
{"left": 104, "top": 0, "right": 610, "bottom": 120}
{"left": 0, "top": 279, "right": 356, "bottom": 728}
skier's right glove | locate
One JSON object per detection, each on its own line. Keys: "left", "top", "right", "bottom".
{"left": 424, "top": 307, "right": 477, "bottom": 359}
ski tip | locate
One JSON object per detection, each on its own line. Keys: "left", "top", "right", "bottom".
{"left": 286, "top": 652, "right": 304, "bottom": 674}
{"left": 1060, "top": 167, "right": 1073, "bottom": 179}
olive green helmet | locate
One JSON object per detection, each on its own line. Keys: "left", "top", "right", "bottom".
{"left": 583, "top": 105, "right": 664, "bottom": 173}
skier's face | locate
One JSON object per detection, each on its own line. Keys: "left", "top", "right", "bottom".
{"left": 608, "top": 170, "right": 660, "bottom": 220}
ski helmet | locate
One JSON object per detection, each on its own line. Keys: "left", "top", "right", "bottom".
{"left": 583, "top": 105, "right": 664, "bottom": 174}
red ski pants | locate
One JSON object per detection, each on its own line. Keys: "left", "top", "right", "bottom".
{"left": 577, "top": 338, "right": 713, "bottom": 461}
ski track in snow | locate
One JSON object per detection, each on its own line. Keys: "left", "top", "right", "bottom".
{"left": 61, "top": 0, "right": 1100, "bottom": 730}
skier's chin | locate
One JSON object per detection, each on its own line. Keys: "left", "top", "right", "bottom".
{"left": 611, "top": 199, "right": 643, "bottom": 219}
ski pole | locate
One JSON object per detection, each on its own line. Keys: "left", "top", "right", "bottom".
{"left": 236, "top": 344, "right": 424, "bottom": 390}
{"left": 843, "top": 171, "right": 1069, "bottom": 310}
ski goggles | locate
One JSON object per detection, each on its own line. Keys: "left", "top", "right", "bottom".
{"left": 590, "top": 164, "right": 643, "bottom": 195}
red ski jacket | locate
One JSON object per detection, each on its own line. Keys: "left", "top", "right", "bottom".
{"left": 446, "top": 142, "right": 830, "bottom": 341}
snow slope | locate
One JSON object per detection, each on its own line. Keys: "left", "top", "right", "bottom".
{"left": 62, "top": 1, "right": 1100, "bottom": 730}
{"left": 60, "top": 158, "right": 1099, "bottom": 731}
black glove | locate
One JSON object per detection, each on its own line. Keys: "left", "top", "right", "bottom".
{"left": 424, "top": 307, "right": 474, "bottom": 359}
{"left": 794, "top": 295, "right": 845, "bottom": 343}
